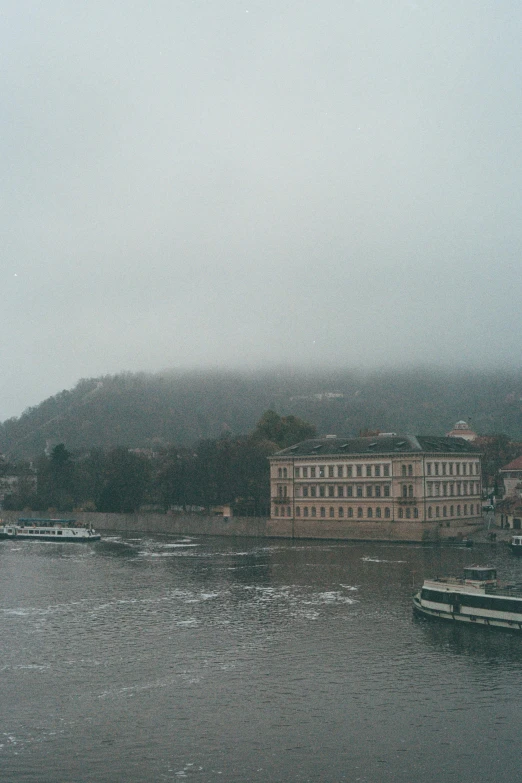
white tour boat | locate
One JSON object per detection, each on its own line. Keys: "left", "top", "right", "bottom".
{"left": 0, "top": 518, "right": 101, "bottom": 542}
{"left": 413, "top": 566, "right": 522, "bottom": 630}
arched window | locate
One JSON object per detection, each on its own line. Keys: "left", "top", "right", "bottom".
{"left": 357, "top": 507, "right": 363, "bottom": 518}
{"left": 367, "top": 507, "right": 373, "bottom": 518}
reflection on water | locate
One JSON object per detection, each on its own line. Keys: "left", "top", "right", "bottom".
{"left": 0, "top": 535, "right": 521, "bottom": 782}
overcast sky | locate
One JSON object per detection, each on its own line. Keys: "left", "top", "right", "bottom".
{"left": 2, "top": 0, "right": 522, "bottom": 420}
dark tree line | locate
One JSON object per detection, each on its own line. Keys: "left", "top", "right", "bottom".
{"left": 2, "top": 412, "right": 316, "bottom": 515}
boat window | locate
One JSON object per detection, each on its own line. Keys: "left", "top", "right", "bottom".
{"left": 57, "top": 530, "right": 63, "bottom": 535}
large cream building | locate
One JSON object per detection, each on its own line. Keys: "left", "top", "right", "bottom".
{"left": 269, "top": 434, "right": 482, "bottom": 529}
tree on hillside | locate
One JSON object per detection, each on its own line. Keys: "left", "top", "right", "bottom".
{"left": 97, "top": 448, "right": 151, "bottom": 513}
{"left": 251, "top": 410, "right": 316, "bottom": 449}
{"left": 476, "top": 435, "right": 522, "bottom": 493}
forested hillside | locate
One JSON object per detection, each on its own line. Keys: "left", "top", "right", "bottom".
{"left": 2, "top": 367, "right": 522, "bottom": 459}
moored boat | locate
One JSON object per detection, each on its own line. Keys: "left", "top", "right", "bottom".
{"left": 510, "top": 535, "right": 522, "bottom": 555}
{"left": 0, "top": 518, "right": 101, "bottom": 542}
{"left": 413, "top": 566, "right": 522, "bottom": 630}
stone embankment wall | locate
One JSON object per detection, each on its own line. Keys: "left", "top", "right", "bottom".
{"left": 0, "top": 510, "right": 484, "bottom": 542}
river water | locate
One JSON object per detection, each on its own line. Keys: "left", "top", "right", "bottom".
{"left": 1, "top": 534, "right": 521, "bottom": 783}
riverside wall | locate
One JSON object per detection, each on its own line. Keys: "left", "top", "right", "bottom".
{"left": 0, "top": 510, "right": 484, "bottom": 543}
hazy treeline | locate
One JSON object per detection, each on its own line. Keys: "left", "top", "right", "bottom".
{"left": 1, "top": 412, "right": 315, "bottom": 515}
{"left": 2, "top": 368, "right": 522, "bottom": 460}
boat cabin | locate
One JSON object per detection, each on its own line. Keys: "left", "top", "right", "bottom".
{"left": 463, "top": 566, "right": 497, "bottom": 585}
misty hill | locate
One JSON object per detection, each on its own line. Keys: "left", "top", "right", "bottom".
{"left": 2, "top": 367, "right": 522, "bottom": 459}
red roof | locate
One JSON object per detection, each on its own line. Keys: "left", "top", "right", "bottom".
{"left": 500, "top": 455, "right": 522, "bottom": 471}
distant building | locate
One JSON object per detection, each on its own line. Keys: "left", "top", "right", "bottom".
{"left": 446, "top": 420, "right": 477, "bottom": 441}
{"left": 269, "top": 434, "right": 482, "bottom": 527}
{"left": 499, "top": 456, "right": 522, "bottom": 497}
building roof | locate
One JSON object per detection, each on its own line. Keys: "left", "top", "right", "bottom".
{"left": 500, "top": 455, "right": 522, "bottom": 472}
{"left": 271, "top": 434, "right": 480, "bottom": 458}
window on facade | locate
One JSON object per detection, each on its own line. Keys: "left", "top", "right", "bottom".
{"left": 320, "top": 507, "right": 325, "bottom": 518}
{"left": 449, "top": 463, "right": 453, "bottom": 475}
{"left": 338, "top": 486, "right": 344, "bottom": 497}
{"left": 304, "top": 507, "right": 309, "bottom": 517}
{"left": 329, "top": 507, "right": 335, "bottom": 518}
{"left": 383, "top": 465, "right": 390, "bottom": 477}
{"left": 319, "top": 466, "right": 325, "bottom": 478}
{"left": 442, "top": 483, "right": 447, "bottom": 496}
{"left": 428, "top": 507, "right": 432, "bottom": 518}
{"left": 356, "top": 465, "right": 362, "bottom": 477}
{"left": 294, "top": 467, "right": 300, "bottom": 478}
{"left": 357, "top": 486, "right": 363, "bottom": 497}
{"left": 347, "top": 486, "right": 353, "bottom": 497}
{"left": 303, "top": 486, "right": 309, "bottom": 497}
{"left": 402, "top": 465, "right": 407, "bottom": 477}
{"left": 375, "top": 485, "right": 381, "bottom": 498}
{"left": 339, "top": 507, "right": 344, "bottom": 517}
{"left": 436, "top": 506, "right": 440, "bottom": 518}
{"left": 366, "top": 465, "right": 372, "bottom": 477}
{"left": 408, "top": 464, "right": 413, "bottom": 476}
{"left": 456, "top": 464, "right": 460, "bottom": 476}
{"left": 398, "top": 508, "right": 404, "bottom": 518}
{"left": 413, "top": 507, "right": 419, "bottom": 518}
{"left": 319, "top": 486, "right": 325, "bottom": 497}
{"left": 427, "top": 463, "right": 432, "bottom": 476}
{"left": 442, "top": 463, "right": 446, "bottom": 476}
{"left": 376, "top": 507, "right": 381, "bottom": 518}
{"left": 408, "top": 485, "right": 413, "bottom": 498}
{"left": 402, "top": 485, "right": 408, "bottom": 498}
{"left": 384, "top": 485, "right": 390, "bottom": 497}
{"left": 303, "top": 467, "right": 309, "bottom": 478}
{"left": 311, "top": 507, "right": 317, "bottom": 517}
{"left": 310, "top": 467, "right": 316, "bottom": 478}
{"left": 283, "top": 468, "right": 288, "bottom": 478}
{"left": 457, "top": 505, "right": 461, "bottom": 516}
{"left": 348, "top": 507, "right": 354, "bottom": 517}
{"left": 366, "top": 485, "right": 373, "bottom": 497}
{"left": 328, "top": 466, "right": 334, "bottom": 477}
{"left": 375, "top": 465, "right": 381, "bottom": 477}
{"left": 286, "top": 506, "right": 291, "bottom": 516}
{"left": 328, "top": 486, "right": 335, "bottom": 497}
{"left": 368, "top": 507, "right": 373, "bottom": 518}
{"left": 347, "top": 466, "right": 353, "bottom": 477}
{"left": 427, "top": 483, "right": 432, "bottom": 497}
{"left": 311, "top": 486, "right": 317, "bottom": 497}
{"left": 385, "top": 507, "right": 391, "bottom": 518}
{"left": 464, "top": 504, "right": 468, "bottom": 515}
{"left": 337, "top": 465, "right": 343, "bottom": 477}
{"left": 357, "top": 507, "right": 363, "bottom": 518}
{"left": 278, "top": 468, "right": 282, "bottom": 478}
{"left": 296, "top": 507, "right": 301, "bottom": 517}
{"left": 443, "top": 506, "right": 447, "bottom": 517}
{"left": 435, "top": 463, "right": 439, "bottom": 475}
{"left": 406, "top": 508, "right": 411, "bottom": 519}
{"left": 280, "top": 507, "right": 285, "bottom": 516}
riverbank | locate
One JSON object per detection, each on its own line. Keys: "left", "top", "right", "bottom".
{"left": 0, "top": 510, "right": 489, "bottom": 543}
